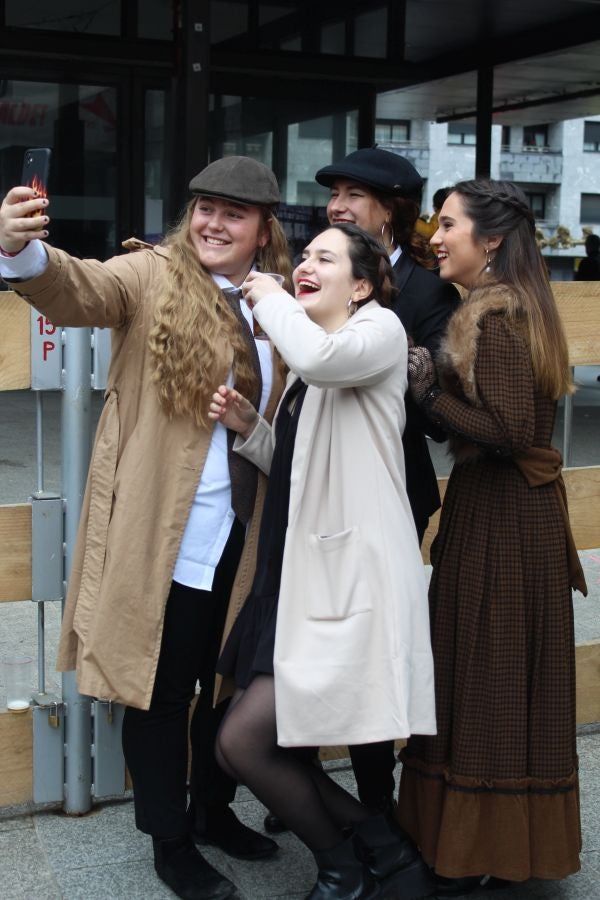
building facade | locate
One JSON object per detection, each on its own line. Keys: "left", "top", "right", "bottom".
{"left": 374, "top": 108, "right": 600, "bottom": 280}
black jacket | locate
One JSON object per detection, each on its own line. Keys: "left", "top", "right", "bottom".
{"left": 391, "top": 251, "right": 460, "bottom": 532}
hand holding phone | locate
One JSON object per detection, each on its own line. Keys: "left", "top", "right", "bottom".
{"left": 21, "top": 148, "right": 52, "bottom": 220}
{"left": 0, "top": 148, "right": 52, "bottom": 254}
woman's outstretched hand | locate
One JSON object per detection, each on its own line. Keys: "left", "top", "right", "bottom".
{"left": 208, "top": 385, "right": 259, "bottom": 439}
{"left": 0, "top": 187, "right": 50, "bottom": 254}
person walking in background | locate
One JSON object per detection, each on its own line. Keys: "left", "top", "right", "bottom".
{"left": 400, "top": 179, "right": 586, "bottom": 895}
{"left": 0, "top": 156, "right": 292, "bottom": 900}
{"left": 312, "top": 147, "right": 458, "bottom": 817}
{"left": 415, "top": 186, "right": 452, "bottom": 241}
{"left": 210, "top": 223, "right": 437, "bottom": 900}
{"left": 575, "top": 232, "right": 600, "bottom": 280}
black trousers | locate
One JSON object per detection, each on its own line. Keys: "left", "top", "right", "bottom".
{"left": 122, "top": 519, "right": 245, "bottom": 838}
{"left": 349, "top": 515, "right": 429, "bottom": 810}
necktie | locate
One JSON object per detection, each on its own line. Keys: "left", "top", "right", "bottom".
{"left": 223, "top": 288, "right": 263, "bottom": 525}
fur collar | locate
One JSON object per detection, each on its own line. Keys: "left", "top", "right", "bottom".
{"left": 437, "top": 283, "right": 521, "bottom": 406}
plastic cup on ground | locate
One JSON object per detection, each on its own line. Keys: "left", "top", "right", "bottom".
{"left": 3, "top": 655, "right": 33, "bottom": 713}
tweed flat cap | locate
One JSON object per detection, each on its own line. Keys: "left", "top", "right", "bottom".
{"left": 315, "top": 148, "right": 423, "bottom": 199}
{"left": 189, "top": 156, "right": 280, "bottom": 206}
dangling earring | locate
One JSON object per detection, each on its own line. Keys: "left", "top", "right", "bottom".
{"left": 347, "top": 297, "right": 358, "bottom": 317}
{"left": 381, "top": 220, "right": 394, "bottom": 251}
{"left": 484, "top": 247, "right": 493, "bottom": 272}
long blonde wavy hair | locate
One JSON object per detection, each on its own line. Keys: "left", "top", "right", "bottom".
{"left": 148, "top": 198, "right": 292, "bottom": 427}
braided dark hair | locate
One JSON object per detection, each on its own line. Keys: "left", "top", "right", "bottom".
{"left": 452, "top": 178, "right": 535, "bottom": 237}
{"left": 329, "top": 222, "right": 394, "bottom": 307}
{"left": 449, "top": 178, "right": 572, "bottom": 399}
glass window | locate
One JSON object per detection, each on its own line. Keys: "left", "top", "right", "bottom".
{"left": 6, "top": 0, "right": 121, "bottom": 35}
{"left": 523, "top": 124, "right": 549, "bottom": 150}
{"left": 375, "top": 120, "right": 410, "bottom": 144}
{"left": 0, "top": 79, "right": 118, "bottom": 259}
{"left": 209, "top": 95, "right": 274, "bottom": 165}
{"left": 581, "top": 193, "right": 600, "bottom": 224}
{"left": 583, "top": 121, "right": 600, "bottom": 152}
{"left": 259, "top": 3, "right": 293, "bottom": 26}
{"left": 525, "top": 192, "right": 546, "bottom": 220}
{"left": 320, "top": 20, "right": 345, "bottom": 55}
{"left": 211, "top": 0, "right": 248, "bottom": 44}
{"left": 145, "top": 90, "right": 167, "bottom": 242}
{"left": 447, "top": 122, "right": 476, "bottom": 145}
{"left": 501, "top": 126, "right": 511, "bottom": 149}
{"left": 281, "top": 35, "right": 302, "bottom": 51}
{"left": 354, "top": 7, "right": 387, "bottom": 58}
{"left": 259, "top": 3, "right": 302, "bottom": 51}
{"left": 138, "top": 0, "right": 173, "bottom": 40}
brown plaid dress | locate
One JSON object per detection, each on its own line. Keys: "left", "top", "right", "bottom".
{"left": 398, "top": 288, "right": 584, "bottom": 882}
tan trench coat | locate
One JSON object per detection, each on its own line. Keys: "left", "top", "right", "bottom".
{"left": 13, "top": 243, "right": 281, "bottom": 709}
{"left": 235, "top": 291, "right": 437, "bottom": 747}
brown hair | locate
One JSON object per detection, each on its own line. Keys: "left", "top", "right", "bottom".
{"left": 451, "top": 178, "right": 572, "bottom": 399}
{"left": 376, "top": 191, "right": 437, "bottom": 270}
{"left": 329, "top": 223, "right": 394, "bottom": 307}
{"left": 148, "top": 199, "right": 292, "bottom": 426}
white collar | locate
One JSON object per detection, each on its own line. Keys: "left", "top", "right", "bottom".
{"left": 389, "top": 245, "right": 402, "bottom": 266}
{"left": 211, "top": 263, "right": 257, "bottom": 292}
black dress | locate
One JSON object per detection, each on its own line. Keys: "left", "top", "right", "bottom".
{"left": 218, "top": 378, "right": 308, "bottom": 688}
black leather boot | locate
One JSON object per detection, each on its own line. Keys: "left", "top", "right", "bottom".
{"left": 264, "top": 811, "right": 289, "bottom": 834}
{"left": 435, "top": 874, "right": 512, "bottom": 896}
{"left": 353, "top": 810, "right": 434, "bottom": 899}
{"left": 152, "top": 834, "right": 237, "bottom": 900}
{"left": 306, "top": 836, "right": 381, "bottom": 900}
{"left": 189, "top": 801, "right": 279, "bottom": 860}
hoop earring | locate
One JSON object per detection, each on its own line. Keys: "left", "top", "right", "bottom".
{"left": 347, "top": 297, "right": 358, "bottom": 318}
{"left": 380, "top": 221, "right": 394, "bottom": 251}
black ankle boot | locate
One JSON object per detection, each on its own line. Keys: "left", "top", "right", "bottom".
{"left": 353, "top": 810, "right": 434, "bottom": 899}
{"left": 264, "top": 810, "right": 289, "bottom": 834}
{"left": 152, "top": 834, "right": 237, "bottom": 900}
{"left": 306, "top": 836, "right": 381, "bottom": 900}
{"left": 189, "top": 802, "right": 279, "bottom": 860}
{"left": 436, "top": 874, "right": 512, "bottom": 896}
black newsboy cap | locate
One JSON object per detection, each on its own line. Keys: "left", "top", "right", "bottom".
{"left": 189, "top": 156, "right": 280, "bottom": 207}
{"left": 315, "top": 148, "right": 423, "bottom": 199}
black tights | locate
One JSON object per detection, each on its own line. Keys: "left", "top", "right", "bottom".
{"left": 216, "top": 674, "right": 371, "bottom": 852}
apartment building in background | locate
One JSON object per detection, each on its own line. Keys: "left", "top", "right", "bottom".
{"left": 374, "top": 107, "right": 600, "bottom": 281}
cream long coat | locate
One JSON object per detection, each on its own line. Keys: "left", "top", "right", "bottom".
{"left": 11, "top": 243, "right": 281, "bottom": 709}
{"left": 235, "top": 291, "right": 436, "bottom": 747}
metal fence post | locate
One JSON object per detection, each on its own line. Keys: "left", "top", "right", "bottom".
{"left": 61, "top": 325, "right": 93, "bottom": 815}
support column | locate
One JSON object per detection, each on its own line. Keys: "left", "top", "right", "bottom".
{"left": 358, "top": 87, "right": 376, "bottom": 149}
{"left": 61, "top": 327, "right": 92, "bottom": 815}
{"left": 169, "top": 0, "right": 211, "bottom": 220}
{"left": 475, "top": 66, "right": 493, "bottom": 177}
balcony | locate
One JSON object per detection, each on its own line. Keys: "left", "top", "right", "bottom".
{"left": 499, "top": 148, "right": 563, "bottom": 184}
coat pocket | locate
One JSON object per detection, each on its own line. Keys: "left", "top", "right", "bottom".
{"left": 305, "top": 526, "right": 371, "bottom": 620}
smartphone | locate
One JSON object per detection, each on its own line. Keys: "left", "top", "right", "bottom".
{"left": 21, "top": 147, "right": 52, "bottom": 220}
